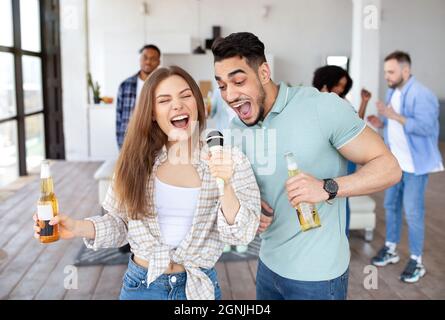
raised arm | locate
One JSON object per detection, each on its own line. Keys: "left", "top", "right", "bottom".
{"left": 286, "top": 95, "right": 401, "bottom": 208}
{"left": 336, "top": 126, "right": 401, "bottom": 197}
{"left": 32, "top": 208, "right": 128, "bottom": 251}
{"left": 208, "top": 147, "right": 261, "bottom": 245}
{"left": 358, "top": 88, "right": 371, "bottom": 119}
{"left": 286, "top": 126, "right": 401, "bottom": 207}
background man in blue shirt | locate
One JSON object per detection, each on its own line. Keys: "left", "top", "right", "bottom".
{"left": 368, "top": 51, "right": 443, "bottom": 283}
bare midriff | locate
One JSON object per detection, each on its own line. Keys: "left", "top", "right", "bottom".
{"left": 133, "top": 255, "right": 186, "bottom": 274}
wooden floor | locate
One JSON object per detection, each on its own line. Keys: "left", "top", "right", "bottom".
{"left": 0, "top": 144, "right": 444, "bottom": 300}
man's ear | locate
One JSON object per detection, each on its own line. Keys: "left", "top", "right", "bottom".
{"left": 258, "top": 62, "right": 271, "bottom": 85}
{"left": 402, "top": 64, "right": 411, "bottom": 80}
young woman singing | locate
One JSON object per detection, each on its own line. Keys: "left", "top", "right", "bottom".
{"left": 33, "top": 66, "right": 260, "bottom": 300}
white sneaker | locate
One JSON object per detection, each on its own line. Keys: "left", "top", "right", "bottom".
{"left": 400, "top": 259, "right": 426, "bottom": 283}
{"left": 371, "top": 246, "right": 400, "bottom": 267}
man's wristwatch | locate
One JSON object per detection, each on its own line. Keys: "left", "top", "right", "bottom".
{"left": 323, "top": 178, "right": 338, "bottom": 201}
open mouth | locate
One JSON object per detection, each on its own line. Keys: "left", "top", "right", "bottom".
{"left": 232, "top": 101, "right": 252, "bottom": 119}
{"left": 170, "top": 114, "right": 190, "bottom": 129}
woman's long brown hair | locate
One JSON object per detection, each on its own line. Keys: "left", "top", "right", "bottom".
{"left": 114, "top": 66, "right": 206, "bottom": 219}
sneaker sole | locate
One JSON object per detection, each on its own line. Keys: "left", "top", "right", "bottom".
{"left": 372, "top": 255, "right": 400, "bottom": 267}
{"left": 401, "top": 268, "right": 426, "bottom": 283}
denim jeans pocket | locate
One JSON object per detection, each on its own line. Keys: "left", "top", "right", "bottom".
{"left": 329, "top": 269, "right": 349, "bottom": 300}
{"left": 122, "top": 271, "right": 144, "bottom": 291}
{"left": 205, "top": 268, "right": 221, "bottom": 300}
{"left": 214, "top": 283, "right": 222, "bottom": 300}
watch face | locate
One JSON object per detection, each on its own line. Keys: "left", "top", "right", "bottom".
{"left": 325, "top": 179, "right": 338, "bottom": 193}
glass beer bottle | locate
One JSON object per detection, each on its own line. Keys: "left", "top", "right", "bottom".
{"left": 37, "top": 160, "right": 60, "bottom": 243}
{"left": 284, "top": 152, "right": 321, "bottom": 231}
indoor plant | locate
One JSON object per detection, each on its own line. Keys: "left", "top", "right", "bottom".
{"left": 87, "top": 73, "right": 101, "bottom": 104}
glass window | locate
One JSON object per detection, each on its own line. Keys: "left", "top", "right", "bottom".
{"left": 22, "top": 55, "right": 43, "bottom": 114}
{"left": 0, "top": 120, "right": 19, "bottom": 187}
{"left": 0, "top": 52, "right": 16, "bottom": 120}
{"left": 0, "top": 0, "right": 14, "bottom": 47}
{"left": 25, "top": 113, "right": 45, "bottom": 171}
{"left": 20, "top": 0, "right": 41, "bottom": 52}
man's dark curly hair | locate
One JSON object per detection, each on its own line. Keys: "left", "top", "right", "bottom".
{"left": 211, "top": 32, "right": 267, "bottom": 70}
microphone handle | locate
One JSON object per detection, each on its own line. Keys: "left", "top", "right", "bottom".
{"left": 209, "top": 145, "right": 225, "bottom": 196}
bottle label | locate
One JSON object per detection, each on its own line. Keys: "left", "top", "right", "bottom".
{"left": 37, "top": 204, "right": 54, "bottom": 237}
{"left": 37, "top": 204, "right": 53, "bottom": 221}
{"left": 298, "top": 202, "right": 315, "bottom": 225}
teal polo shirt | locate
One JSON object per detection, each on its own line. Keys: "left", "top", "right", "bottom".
{"left": 229, "top": 82, "right": 366, "bottom": 281}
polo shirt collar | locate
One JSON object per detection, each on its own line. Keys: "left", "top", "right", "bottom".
{"left": 269, "top": 82, "right": 291, "bottom": 115}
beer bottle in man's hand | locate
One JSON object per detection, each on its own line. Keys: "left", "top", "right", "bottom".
{"left": 285, "top": 152, "right": 321, "bottom": 232}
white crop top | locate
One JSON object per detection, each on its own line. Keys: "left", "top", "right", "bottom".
{"left": 154, "top": 177, "right": 200, "bottom": 248}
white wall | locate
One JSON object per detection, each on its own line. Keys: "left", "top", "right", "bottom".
{"left": 60, "top": 0, "right": 89, "bottom": 160}
{"left": 60, "top": 0, "right": 445, "bottom": 161}
{"left": 349, "top": 0, "right": 381, "bottom": 115}
{"left": 380, "top": 0, "right": 445, "bottom": 99}
{"left": 87, "top": 0, "right": 353, "bottom": 99}
{"left": 87, "top": 0, "right": 145, "bottom": 100}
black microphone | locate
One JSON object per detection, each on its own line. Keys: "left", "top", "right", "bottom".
{"left": 206, "top": 130, "right": 225, "bottom": 195}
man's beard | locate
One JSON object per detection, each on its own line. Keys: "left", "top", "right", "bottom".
{"left": 388, "top": 76, "right": 404, "bottom": 89}
{"left": 242, "top": 84, "right": 267, "bottom": 127}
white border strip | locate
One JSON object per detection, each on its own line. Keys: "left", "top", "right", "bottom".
{"left": 336, "top": 123, "right": 367, "bottom": 150}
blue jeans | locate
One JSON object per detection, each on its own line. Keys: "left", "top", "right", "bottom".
{"left": 119, "top": 255, "right": 222, "bottom": 300}
{"left": 256, "top": 259, "right": 349, "bottom": 300}
{"left": 384, "top": 171, "right": 429, "bottom": 257}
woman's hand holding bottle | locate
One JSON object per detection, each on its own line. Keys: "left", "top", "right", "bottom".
{"left": 33, "top": 214, "right": 95, "bottom": 240}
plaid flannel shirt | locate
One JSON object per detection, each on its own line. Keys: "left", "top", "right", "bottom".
{"left": 116, "top": 73, "right": 139, "bottom": 149}
{"left": 84, "top": 144, "right": 261, "bottom": 300}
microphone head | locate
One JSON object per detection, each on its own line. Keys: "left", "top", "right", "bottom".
{"left": 206, "top": 130, "right": 224, "bottom": 148}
